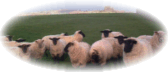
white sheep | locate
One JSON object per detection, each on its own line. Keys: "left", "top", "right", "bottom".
{"left": 150, "top": 31, "right": 166, "bottom": 53}
{"left": 49, "top": 37, "right": 66, "bottom": 62}
{"left": 123, "top": 37, "right": 153, "bottom": 66}
{"left": 28, "top": 39, "right": 45, "bottom": 59}
{"left": 42, "top": 33, "right": 68, "bottom": 50}
{"left": 100, "top": 29, "right": 124, "bottom": 38}
{"left": 64, "top": 41, "right": 90, "bottom": 68}
{"left": 59, "top": 30, "right": 85, "bottom": 44}
{"left": 89, "top": 39, "right": 113, "bottom": 66}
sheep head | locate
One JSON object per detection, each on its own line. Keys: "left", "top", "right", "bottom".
{"left": 123, "top": 39, "right": 137, "bottom": 53}
{"left": 35, "top": 39, "right": 44, "bottom": 48}
{"left": 114, "top": 35, "right": 128, "bottom": 45}
{"left": 18, "top": 44, "right": 31, "bottom": 53}
{"left": 100, "top": 29, "right": 112, "bottom": 38}
{"left": 49, "top": 37, "right": 60, "bottom": 45}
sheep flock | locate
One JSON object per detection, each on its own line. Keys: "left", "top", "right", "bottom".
{"left": 1, "top": 29, "right": 166, "bottom": 68}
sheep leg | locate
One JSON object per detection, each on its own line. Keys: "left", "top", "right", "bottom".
{"left": 100, "top": 59, "right": 106, "bottom": 66}
{"left": 60, "top": 54, "right": 65, "bottom": 61}
{"left": 44, "top": 49, "right": 48, "bottom": 57}
{"left": 53, "top": 57, "right": 59, "bottom": 63}
{"left": 79, "top": 62, "right": 86, "bottom": 68}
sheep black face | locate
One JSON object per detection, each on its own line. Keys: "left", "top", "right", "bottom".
{"left": 15, "top": 38, "right": 26, "bottom": 42}
{"left": 91, "top": 49, "right": 99, "bottom": 63}
{"left": 100, "top": 30, "right": 112, "bottom": 37}
{"left": 114, "top": 36, "right": 128, "bottom": 45}
{"left": 79, "top": 30, "right": 85, "bottom": 37}
{"left": 7, "top": 35, "right": 13, "bottom": 41}
{"left": 49, "top": 38, "right": 60, "bottom": 45}
{"left": 124, "top": 39, "right": 137, "bottom": 53}
{"left": 35, "top": 39, "right": 44, "bottom": 48}
{"left": 64, "top": 42, "right": 74, "bottom": 52}
{"left": 18, "top": 44, "right": 31, "bottom": 53}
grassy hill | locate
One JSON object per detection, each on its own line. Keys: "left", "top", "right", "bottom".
{"left": 3, "top": 13, "right": 164, "bottom": 69}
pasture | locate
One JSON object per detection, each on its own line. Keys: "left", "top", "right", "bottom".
{"left": 3, "top": 13, "right": 164, "bottom": 69}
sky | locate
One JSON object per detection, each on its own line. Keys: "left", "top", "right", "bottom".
{"left": 24, "top": 1, "right": 136, "bottom": 13}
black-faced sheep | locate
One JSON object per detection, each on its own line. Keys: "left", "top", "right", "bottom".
{"left": 123, "top": 37, "right": 153, "bottom": 66}
{"left": 49, "top": 37, "right": 66, "bottom": 63}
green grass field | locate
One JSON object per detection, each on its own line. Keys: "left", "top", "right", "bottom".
{"left": 3, "top": 13, "right": 164, "bottom": 69}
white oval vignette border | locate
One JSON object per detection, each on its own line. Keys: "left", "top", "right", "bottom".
{"left": 0, "top": 0, "right": 168, "bottom": 72}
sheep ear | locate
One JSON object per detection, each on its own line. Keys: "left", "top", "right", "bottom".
{"left": 100, "top": 31, "right": 104, "bottom": 33}
{"left": 124, "top": 36, "right": 128, "bottom": 38}
{"left": 114, "top": 37, "right": 119, "bottom": 38}
{"left": 49, "top": 38, "right": 53, "bottom": 40}
{"left": 26, "top": 44, "right": 31, "bottom": 48}
{"left": 57, "top": 38, "right": 60, "bottom": 40}
{"left": 18, "top": 45, "right": 23, "bottom": 48}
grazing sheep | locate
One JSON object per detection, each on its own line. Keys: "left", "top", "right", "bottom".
{"left": 28, "top": 39, "right": 45, "bottom": 59}
{"left": 150, "top": 31, "right": 166, "bottom": 53}
{"left": 123, "top": 37, "right": 153, "bottom": 66}
{"left": 100, "top": 29, "right": 123, "bottom": 38}
{"left": 49, "top": 37, "right": 66, "bottom": 62}
{"left": 64, "top": 41, "right": 90, "bottom": 68}
{"left": 89, "top": 39, "right": 113, "bottom": 66}
{"left": 137, "top": 35, "right": 153, "bottom": 42}
{"left": 60, "top": 30, "right": 85, "bottom": 44}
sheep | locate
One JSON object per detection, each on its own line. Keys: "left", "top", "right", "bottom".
{"left": 123, "top": 37, "right": 153, "bottom": 66}
{"left": 100, "top": 29, "right": 124, "bottom": 38}
{"left": 49, "top": 37, "right": 66, "bottom": 62}
{"left": 137, "top": 35, "right": 153, "bottom": 42}
{"left": 102, "top": 36, "right": 128, "bottom": 59}
{"left": 9, "top": 44, "right": 31, "bottom": 61}
{"left": 42, "top": 33, "right": 68, "bottom": 50}
{"left": 64, "top": 41, "right": 90, "bottom": 68}
{"left": 42, "top": 33, "right": 68, "bottom": 57}
{"left": 89, "top": 39, "right": 113, "bottom": 66}
{"left": 150, "top": 31, "right": 166, "bottom": 53}
{"left": 28, "top": 39, "right": 45, "bottom": 59}
{"left": 59, "top": 30, "right": 85, "bottom": 44}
